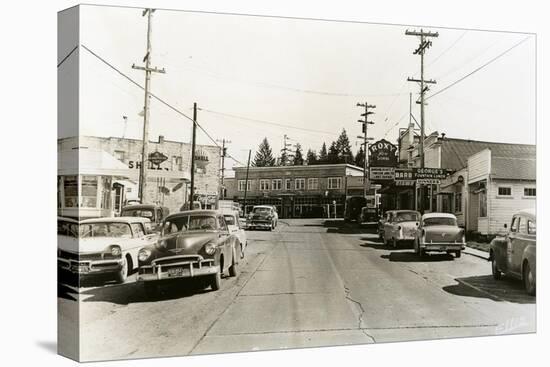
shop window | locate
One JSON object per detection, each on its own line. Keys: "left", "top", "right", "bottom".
{"left": 63, "top": 176, "right": 78, "bottom": 208}
{"left": 498, "top": 187, "right": 512, "bottom": 196}
{"left": 524, "top": 187, "right": 536, "bottom": 197}
{"left": 327, "top": 177, "right": 342, "bottom": 189}
{"left": 454, "top": 192, "right": 462, "bottom": 213}
{"left": 81, "top": 176, "right": 98, "bottom": 208}
{"left": 295, "top": 178, "right": 305, "bottom": 190}
{"left": 479, "top": 190, "right": 487, "bottom": 217}
{"left": 307, "top": 178, "right": 319, "bottom": 190}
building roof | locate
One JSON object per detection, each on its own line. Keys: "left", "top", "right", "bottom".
{"left": 491, "top": 156, "right": 536, "bottom": 180}
{"left": 440, "top": 138, "right": 535, "bottom": 171}
{"left": 58, "top": 148, "right": 130, "bottom": 177}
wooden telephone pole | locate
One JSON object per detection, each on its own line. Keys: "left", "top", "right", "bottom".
{"left": 406, "top": 28, "right": 438, "bottom": 213}
{"left": 356, "top": 102, "right": 376, "bottom": 198}
{"left": 217, "top": 138, "right": 231, "bottom": 199}
{"left": 132, "top": 8, "right": 166, "bottom": 203}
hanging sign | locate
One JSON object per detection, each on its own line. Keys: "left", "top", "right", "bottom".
{"left": 370, "top": 167, "right": 395, "bottom": 180}
{"left": 368, "top": 139, "right": 398, "bottom": 167}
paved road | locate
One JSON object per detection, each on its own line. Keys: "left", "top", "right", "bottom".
{"left": 58, "top": 218, "right": 535, "bottom": 361}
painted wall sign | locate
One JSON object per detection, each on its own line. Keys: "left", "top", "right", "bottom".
{"left": 370, "top": 166, "right": 395, "bottom": 180}
{"left": 149, "top": 151, "right": 169, "bottom": 165}
{"left": 369, "top": 139, "right": 398, "bottom": 167}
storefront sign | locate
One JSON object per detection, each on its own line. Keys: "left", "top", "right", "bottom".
{"left": 416, "top": 168, "right": 449, "bottom": 180}
{"left": 395, "top": 180, "right": 416, "bottom": 186}
{"left": 370, "top": 167, "right": 395, "bottom": 180}
{"left": 395, "top": 168, "right": 416, "bottom": 180}
{"left": 417, "top": 178, "right": 441, "bottom": 185}
{"left": 149, "top": 151, "right": 168, "bottom": 165}
{"left": 369, "top": 139, "right": 398, "bottom": 167}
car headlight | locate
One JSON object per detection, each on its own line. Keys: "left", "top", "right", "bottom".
{"left": 138, "top": 248, "right": 152, "bottom": 262}
{"left": 204, "top": 242, "right": 216, "bottom": 255}
{"left": 110, "top": 245, "right": 122, "bottom": 257}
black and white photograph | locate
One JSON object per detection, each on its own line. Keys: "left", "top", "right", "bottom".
{"left": 4, "top": 1, "right": 548, "bottom": 366}
{"left": 55, "top": 3, "right": 540, "bottom": 362}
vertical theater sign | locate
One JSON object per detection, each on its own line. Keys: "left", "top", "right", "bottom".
{"left": 369, "top": 139, "right": 398, "bottom": 181}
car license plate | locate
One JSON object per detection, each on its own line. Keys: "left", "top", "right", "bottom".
{"left": 168, "top": 267, "right": 189, "bottom": 277}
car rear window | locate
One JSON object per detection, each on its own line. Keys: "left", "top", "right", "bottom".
{"left": 423, "top": 217, "right": 457, "bottom": 226}
{"left": 394, "top": 212, "right": 419, "bottom": 222}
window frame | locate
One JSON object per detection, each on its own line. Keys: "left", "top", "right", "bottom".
{"left": 272, "top": 179, "right": 282, "bottom": 191}
{"left": 259, "top": 179, "right": 270, "bottom": 191}
{"left": 307, "top": 177, "right": 319, "bottom": 190}
{"left": 238, "top": 180, "right": 252, "bottom": 192}
{"left": 523, "top": 187, "right": 536, "bottom": 198}
{"left": 327, "top": 177, "right": 342, "bottom": 190}
{"left": 295, "top": 178, "right": 305, "bottom": 190}
{"left": 497, "top": 186, "right": 512, "bottom": 197}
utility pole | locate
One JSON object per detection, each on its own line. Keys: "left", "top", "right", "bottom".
{"left": 189, "top": 103, "right": 198, "bottom": 209}
{"left": 217, "top": 138, "right": 231, "bottom": 200}
{"left": 132, "top": 8, "right": 166, "bottom": 203}
{"left": 406, "top": 28, "right": 438, "bottom": 214}
{"left": 243, "top": 150, "right": 252, "bottom": 216}
{"left": 280, "top": 134, "right": 294, "bottom": 166}
{"left": 356, "top": 102, "right": 376, "bottom": 198}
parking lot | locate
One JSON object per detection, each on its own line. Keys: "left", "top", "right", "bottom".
{"left": 58, "top": 218, "right": 535, "bottom": 361}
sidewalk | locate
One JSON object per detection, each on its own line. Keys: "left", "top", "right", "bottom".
{"left": 464, "top": 243, "right": 490, "bottom": 261}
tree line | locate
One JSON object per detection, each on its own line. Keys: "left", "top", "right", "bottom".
{"left": 251, "top": 129, "right": 366, "bottom": 168}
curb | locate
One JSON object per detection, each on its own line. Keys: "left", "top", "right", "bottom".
{"left": 464, "top": 247, "right": 490, "bottom": 261}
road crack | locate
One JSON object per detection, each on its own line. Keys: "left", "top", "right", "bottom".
{"left": 344, "top": 285, "right": 376, "bottom": 343}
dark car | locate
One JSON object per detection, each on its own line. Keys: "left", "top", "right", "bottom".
{"left": 490, "top": 208, "right": 536, "bottom": 295}
{"left": 120, "top": 204, "right": 169, "bottom": 232}
{"left": 344, "top": 196, "right": 367, "bottom": 222}
{"left": 247, "top": 205, "right": 277, "bottom": 230}
{"left": 136, "top": 210, "right": 240, "bottom": 295}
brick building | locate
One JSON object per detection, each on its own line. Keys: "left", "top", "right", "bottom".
{"left": 58, "top": 135, "right": 221, "bottom": 214}
{"left": 224, "top": 164, "right": 367, "bottom": 218}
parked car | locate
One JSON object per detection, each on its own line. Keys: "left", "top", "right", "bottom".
{"left": 360, "top": 206, "right": 380, "bottom": 224}
{"left": 136, "top": 210, "right": 241, "bottom": 295}
{"left": 380, "top": 210, "right": 420, "bottom": 248}
{"left": 57, "top": 217, "right": 157, "bottom": 284}
{"left": 413, "top": 213, "right": 465, "bottom": 258}
{"left": 247, "top": 205, "right": 277, "bottom": 230}
{"left": 221, "top": 209, "right": 247, "bottom": 258}
{"left": 120, "top": 204, "right": 170, "bottom": 232}
{"left": 344, "top": 196, "right": 367, "bottom": 222}
{"left": 490, "top": 208, "right": 536, "bottom": 295}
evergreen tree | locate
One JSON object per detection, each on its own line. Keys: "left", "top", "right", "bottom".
{"left": 252, "top": 137, "right": 276, "bottom": 167}
{"left": 318, "top": 142, "right": 328, "bottom": 164}
{"left": 354, "top": 146, "right": 365, "bottom": 168}
{"left": 327, "top": 142, "right": 339, "bottom": 164}
{"left": 293, "top": 143, "right": 304, "bottom": 165}
{"left": 336, "top": 129, "right": 354, "bottom": 164}
{"left": 306, "top": 149, "right": 318, "bottom": 165}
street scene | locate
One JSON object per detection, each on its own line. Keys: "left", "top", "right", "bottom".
{"left": 58, "top": 4, "right": 536, "bottom": 362}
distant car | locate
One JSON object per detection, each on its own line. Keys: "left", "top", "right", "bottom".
{"left": 248, "top": 205, "right": 277, "bottom": 230}
{"left": 136, "top": 210, "right": 241, "bottom": 295}
{"left": 344, "top": 196, "right": 367, "bottom": 222}
{"left": 57, "top": 217, "right": 157, "bottom": 284}
{"left": 413, "top": 213, "right": 465, "bottom": 258}
{"left": 221, "top": 210, "right": 247, "bottom": 258}
{"left": 120, "top": 204, "right": 170, "bottom": 232}
{"left": 380, "top": 210, "right": 420, "bottom": 248}
{"left": 490, "top": 208, "right": 536, "bottom": 296}
{"left": 360, "top": 206, "right": 380, "bottom": 224}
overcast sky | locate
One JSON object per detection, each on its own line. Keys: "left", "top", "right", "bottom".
{"left": 61, "top": 4, "right": 536, "bottom": 171}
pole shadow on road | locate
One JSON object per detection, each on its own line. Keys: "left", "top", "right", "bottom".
{"left": 380, "top": 252, "right": 456, "bottom": 262}
{"left": 79, "top": 279, "right": 213, "bottom": 305}
{"left": 443, "top": 275, "right": 536, "bottom": 304}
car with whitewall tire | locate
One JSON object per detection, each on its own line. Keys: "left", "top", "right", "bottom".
{"left": 413, "top": 213, "right": 465, "bottom": 258}
{"left": 380, "top": 210, "right": 420, "bottom": 248}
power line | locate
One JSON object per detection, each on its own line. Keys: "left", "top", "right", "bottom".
{"left": 57, "top": 45, "right": 78, "bottom": 68}
{"left": 80, "top": 44, "right": 224, "bottom": 151}
{"left": 428, "top": 36, "right": 531, "bottom": 100}
{"left": 426, "top": 30, "right": 468, "bottom": 67}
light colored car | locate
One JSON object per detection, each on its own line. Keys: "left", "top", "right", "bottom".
{"left": 413, "top": 213, "right": 465, "bottom": 258}
{"left": 380, "top": 210, "right": 421, "bottom": 248}
{"left": 57, "top": 216, "right": 158, "bottom": 284}
{"left": 490, "top": 208, "right": 536, "bottom": 295}
{"left": 221, "top": 210, "right": 247, "bottom": 258}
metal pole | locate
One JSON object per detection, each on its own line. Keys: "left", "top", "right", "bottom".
{"left": 243, "top": 150, "right": 252, "bottom": 215}
{"left": 189, "top": 103, "right": 197, "bottom": 209}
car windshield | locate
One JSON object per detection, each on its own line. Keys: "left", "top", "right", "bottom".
{"left": 423, "top": 217, "right": 457, "bottom": 227}
{"left": 253, "top": 207, "right": 270, "bottom": 214}
{"left": 223, "top": 215, "right": 236, "bottom": 226}
{"left": 121, "top": 208, "right": 155, "bottom": 221}
{"left": 79, "top": 222, "right": 132, "bottom": 238}
{"left": 58, "top": 220, "right": 79, "bottom": 238}
{"left": 162, "top": 215, "right": 218, "bottom": 234}
{"left": 394, "top": 212, "right": 419, "bottom": 222}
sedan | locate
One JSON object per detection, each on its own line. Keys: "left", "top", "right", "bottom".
{"left": 413, "top": 213, "right": 465, "bottom": 258}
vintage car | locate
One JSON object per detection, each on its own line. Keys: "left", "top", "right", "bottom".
{"left": 380, "top": 210, "right": 421, "bottom": 248}
{"left": 221, "top": 209, "right": 247, "bottom": 258}
{"left": 413, "top": 213, "right": 465, "bottom": 258}
{"left": 490, "top": 208, "right": 536, "bottom": 295}
{"left": 344, "top": 196, "right": 367, "bottom": 222}
{"left": 57, "top": 216, "right": 157, "bottom": 284}
{"left": 136, "top": 210, "right": 241, "bottom": 294}
{"left": 247, "top": 205, "right": 277, "bottom": 230}
{"left": 120, "top": 204, "right": 170, "bottom": 232}
{"left": 360, "top": 206, "right": 379, "bottom": 224}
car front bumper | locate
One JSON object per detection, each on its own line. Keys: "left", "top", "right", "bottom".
{"left": 58, "top": 257, "right": 124, "bottom": 276}
{"left": 137, "top": 255, "right": 219, "bottom": 282}
{"left": 248, "top": 221, "right": 272, "bottom": 228}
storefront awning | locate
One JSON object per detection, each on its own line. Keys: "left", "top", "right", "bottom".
{"left": 58, "top": 148, "right": 130, "bottom": 177}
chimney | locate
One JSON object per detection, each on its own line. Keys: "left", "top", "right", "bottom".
{"left": 441, "top": 133, "right": 446, "bottom": 140}
{"left": 158, "top": 135, "right": 165, "bottom": 144}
